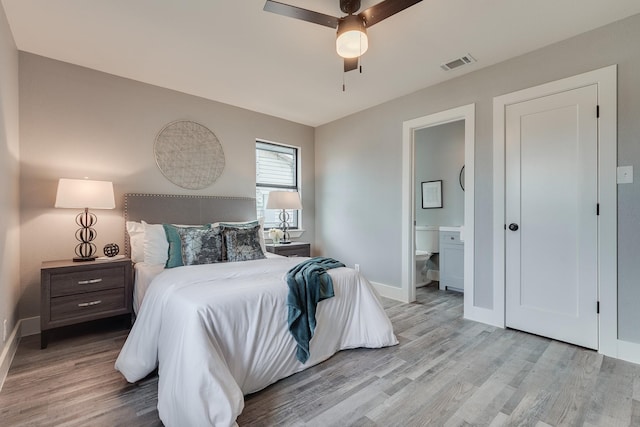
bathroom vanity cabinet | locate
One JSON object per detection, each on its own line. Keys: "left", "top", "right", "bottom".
{"left": 439, "top": 229, "right": 464, "bottom": 292}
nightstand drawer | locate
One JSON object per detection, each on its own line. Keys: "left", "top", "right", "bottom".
{"left": 276, "top": 246, "right": 307, "bottom": 257}
{"left": 50, "top": 266, "right": 126, "bottom": 297}
{"left": 266, "top": 243, "right": 311, "bottom": 257}
{"left": 50, "top": 288, "right": 126, "bottom": 322}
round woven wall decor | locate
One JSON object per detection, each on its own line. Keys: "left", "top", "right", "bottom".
{"left": 154, "top": 120, "right": 225, "bottom": 190}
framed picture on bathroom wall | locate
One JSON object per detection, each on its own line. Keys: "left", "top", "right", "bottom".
{"left": 421, "top": 180, "right": 443, "bottom": 209}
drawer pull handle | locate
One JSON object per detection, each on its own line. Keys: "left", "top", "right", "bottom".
{"left": 78, "top": 300, "right": 102, "bottom": 307}
{"left": 77, "top": 278, "right": 103, "bottom": 285}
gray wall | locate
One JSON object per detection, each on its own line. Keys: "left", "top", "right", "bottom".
{"left": 415, "top": 121, "right": 464, "bottom": 227}
{"left": 18, "top": 53, "right": 315, "bottom": 320}
{"left": 0, "top": 5, "right": 20, "bottom": 356}
{"left": 316, "top": 14, "right": 640, "bottom": 342}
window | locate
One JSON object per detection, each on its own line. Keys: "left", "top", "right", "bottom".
{"left": 256, "top": 141, "right": 299, "bottom": 229}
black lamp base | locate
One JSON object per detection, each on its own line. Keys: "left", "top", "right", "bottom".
{"left": 73, "top": 209, "right": 98, "bottom": 262}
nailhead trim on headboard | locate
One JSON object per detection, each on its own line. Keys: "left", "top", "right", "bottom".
{"left": 123, "top": 193, "right": 257, "bottom": 258}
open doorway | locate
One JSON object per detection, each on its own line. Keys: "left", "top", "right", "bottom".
{"left": 414, "top": 121, "right": 465, "bottom": 291}
{"left": 401, "top": 104, "right": 475, "bottom": 314}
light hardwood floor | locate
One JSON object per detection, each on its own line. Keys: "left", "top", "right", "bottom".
{"left": 1, "top": 285, "right": 639, "bottom": 426}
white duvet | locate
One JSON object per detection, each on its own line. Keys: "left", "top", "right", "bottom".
{"left": 115, "top": 256, "right": 398, "bottom": 427}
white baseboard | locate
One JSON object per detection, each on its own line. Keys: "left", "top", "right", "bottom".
{"left": 371, "top": 281, "right": 408, "bottom": 303}
{"left": 0, "top": 321, "right": 21, "bottom": 392}
{"left": 20, "top": 316, "right": 40, "bottom": 337}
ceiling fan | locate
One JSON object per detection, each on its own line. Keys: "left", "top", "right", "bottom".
{"left": 264, "top": 0, "right": 423, "bottom": 73}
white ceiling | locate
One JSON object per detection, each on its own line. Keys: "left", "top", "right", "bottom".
{"left": 3, "top": 0, "right": 640, "bottom": 126}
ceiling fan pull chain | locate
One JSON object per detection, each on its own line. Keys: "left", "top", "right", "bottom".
{"left": 360, "top": 30, "right": 365, "bottom": 73}
{"left": 342, "top": 70, "right": 346, "bottom": 92}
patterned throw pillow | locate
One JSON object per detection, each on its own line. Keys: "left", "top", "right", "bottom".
{"left": 163, "top": 224, "right": 210, "bottom": 268}
{"left": 223, "top": 224, "right": 266, "bottom": 262}
{"left": 178, "top": 226, "right": 224, "bottom": 266}
{"left": 215, "top": 218, "right": 266, "bottom": 254}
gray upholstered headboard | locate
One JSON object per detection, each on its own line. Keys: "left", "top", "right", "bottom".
{"left": 123, "top": 193, "right": 257, "bottom": 256}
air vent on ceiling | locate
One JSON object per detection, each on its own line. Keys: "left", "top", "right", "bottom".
{"left": 440, "top": 54, "right": 476, "bottom": 71}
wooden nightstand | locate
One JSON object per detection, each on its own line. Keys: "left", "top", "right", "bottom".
{"left": 266, "top": 242, "right": 311, "bottom": 257}
{"left": 40, "top": 258, "right": 133, "bottom": 349}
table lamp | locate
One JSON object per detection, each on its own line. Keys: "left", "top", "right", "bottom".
{"left": 266, "top": 191, "right": 302, "bottom": 244}
{"left": 55, "top": 178, "right": 116, "bottom": 261}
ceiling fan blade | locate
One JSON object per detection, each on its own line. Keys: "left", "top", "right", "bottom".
{"left": 344, "top": 57, "right": 359, "bottom": 72}
{"left": 264, "top": 0, "right": 339, "bottom": 29}
{"left": 359, "top": 0, "right": 423, "bottom": 27}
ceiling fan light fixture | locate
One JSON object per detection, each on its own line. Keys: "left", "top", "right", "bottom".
{"left": 336, "top": 15, "right": 368, "bottom": 59}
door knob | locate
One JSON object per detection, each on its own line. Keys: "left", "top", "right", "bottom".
{"left": 508, "top": 223, "right": 519, "bottom": 231}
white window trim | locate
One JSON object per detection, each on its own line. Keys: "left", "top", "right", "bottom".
{"left": 256, "top": 138, "right": 303, "bottom": 232}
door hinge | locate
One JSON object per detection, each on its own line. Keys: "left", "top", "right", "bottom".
{"left": 597, "top": 203, "right": 600, "bottom": 215}
{"left": 596, "top": 105, "right": 600, "bottom": 118}
{"left": 597, "top": 301, "right": 600, "bottom": 314}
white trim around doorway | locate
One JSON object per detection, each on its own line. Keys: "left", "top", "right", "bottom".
{"left": 492, "top": 65, "right": 618, "bottom": 358}
{"left": 402, "top": 104, "right": 475, "bottom": 307}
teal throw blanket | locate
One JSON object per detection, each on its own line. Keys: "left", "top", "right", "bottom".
{"left": 286, "top": 257, "right": 345, "bottom": 363}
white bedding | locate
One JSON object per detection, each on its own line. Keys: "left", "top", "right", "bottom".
{"left": 116, "top": 256, "right": 398, "bottom": 427}
{"left": 132, "top": 253, "right": 283, "bottom": 314}
{"left": 132, "top": 262, "right": 164, "bottom": 314}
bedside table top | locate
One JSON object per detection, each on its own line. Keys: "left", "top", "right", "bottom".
{"left": 265, "top": 242, "right": 310, "bottom": 258}
{"left": 42, "top": 257, "right": 132, "bottom": 271}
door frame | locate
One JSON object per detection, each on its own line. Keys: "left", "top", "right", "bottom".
{"left": 493, "top": 65, "right": 617, "bottom": 356}
{"left": 401, "top": 104, "right": 475, "bottom": 304}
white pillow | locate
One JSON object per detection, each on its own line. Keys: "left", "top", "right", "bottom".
{"left": 213, "top": 217, "right": 266, "bottom": 254}
{"left": 125, "top": 221, "right": 145, "bottom": 263}
{"left": 143, "top": 221, "right": 170, "bottom": 265}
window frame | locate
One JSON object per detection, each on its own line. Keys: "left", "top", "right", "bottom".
{"left": 256, "top": 140, "right": 301, "bottom": 230}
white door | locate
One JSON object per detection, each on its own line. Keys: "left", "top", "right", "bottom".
{"left": 505, "top": 84, "right": 598, "bottom": 349}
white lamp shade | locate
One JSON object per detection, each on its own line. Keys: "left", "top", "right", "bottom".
{"left": 55, "top": 178, "right": 116, "bottom": 209}
{"left": 336, "top": 15, "right": 368, "bottom": 59}
{"left": 266, "top": 191, "right": 302, "bottom": 210}
{"left": 336, "top": 30, "right": 368, "bottom": 58}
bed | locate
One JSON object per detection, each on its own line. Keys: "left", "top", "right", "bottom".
{"left": 115, "top": 194, "right": 398, "bottom": 427}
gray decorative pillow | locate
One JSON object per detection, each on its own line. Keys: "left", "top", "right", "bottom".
{"left": 223, "top": 224, "right": 266, "bottom": 262}
{"left": 178, "top": 226, "right": 224, "bottom": 266}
